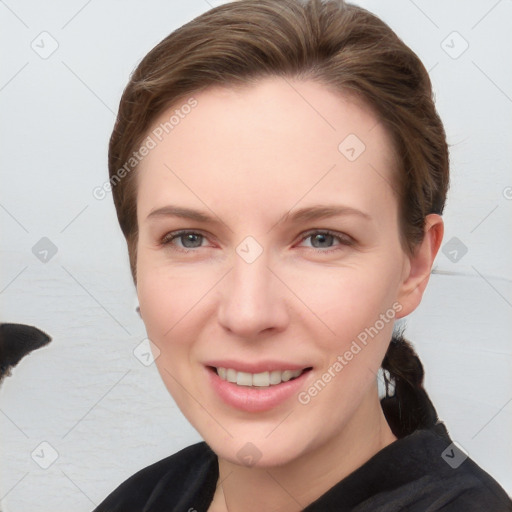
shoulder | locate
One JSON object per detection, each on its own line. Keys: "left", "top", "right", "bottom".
{"left": 307, "top": 423, "right": 512, "bottom": 511}
{"left": 92, "top": 441, "right": 217, "bottom": 512}
{"left": 370, "top": 423, "right": 512, "bottom": 511}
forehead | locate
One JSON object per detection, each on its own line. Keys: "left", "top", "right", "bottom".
{"left": 136, "top": 77, "right": 398, "bottom": 224}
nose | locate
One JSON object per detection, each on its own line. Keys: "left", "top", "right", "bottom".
{"left": 217, "top": 251, "right": 289, "bottom": 338}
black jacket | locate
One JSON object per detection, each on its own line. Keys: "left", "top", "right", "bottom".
{"left": 93, "top": 422, "right": 511, "bottom": 511}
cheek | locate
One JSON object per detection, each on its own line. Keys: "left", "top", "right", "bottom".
{"left": 136, "top": 254, "right": 221, "bottom": 353}
{"left": 136, "top": 260, "right": 194, "bottom": 344}
{"left": 287, "top": 258, "right": 401, "bottom": 344}
{"left": 136, "top": 264, "right": 202, "bottom": 405}
{"left": 291, "top": 262, "right": 402, "bottom": 417}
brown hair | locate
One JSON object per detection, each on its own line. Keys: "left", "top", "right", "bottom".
{"left": 108, "top": 0, "right": 450, "bottom": 437}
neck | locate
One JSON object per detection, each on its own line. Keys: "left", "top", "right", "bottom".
{"left": 210, "top": 387, "right": 397, "bottom": 512}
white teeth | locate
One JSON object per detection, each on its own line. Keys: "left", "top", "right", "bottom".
{"left": 281, "top": 370, "right": 293, "bottom": 382}
{"left": 215, "top": 367, "right": 304, "bottom": 387}
{"left": 236, "top": 371, "right": 253, "bottom": 386}
{"left": 269, "top": 370, "right": 282, "bottom": 385}
{"left": 252, "top": 371, "right": 269, "bottom": 387}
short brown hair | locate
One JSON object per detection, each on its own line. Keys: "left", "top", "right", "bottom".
{"left": 109, "top": 0, "right": 449, "bottom": 284}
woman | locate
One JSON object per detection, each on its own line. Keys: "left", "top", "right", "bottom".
{"left": 93, "top": 0, "right": 512, "bottom": 510}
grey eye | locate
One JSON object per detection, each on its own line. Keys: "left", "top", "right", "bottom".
{"left": 309, "top": 233, "right": 335, "bottom": 248}
{"left": 180, "top": 233, "right": 204, "bottom": 248}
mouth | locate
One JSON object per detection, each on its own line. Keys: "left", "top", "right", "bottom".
{"left": 205, "top": 364, "right": 313, "bottom": 412}
{"left": 208, "top": 366, "right": 313, "bottom": 387}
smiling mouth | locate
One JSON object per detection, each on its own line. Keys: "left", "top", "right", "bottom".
{"left": 208, "top": 366, "right": 313, "bottom": 387}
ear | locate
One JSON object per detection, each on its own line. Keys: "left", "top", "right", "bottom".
{"left": 395, "top": 214, "right": 444, "bottom": 318}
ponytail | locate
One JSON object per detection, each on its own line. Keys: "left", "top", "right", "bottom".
{"left": 380, "top": 328, "right": 449, "bottom": 439}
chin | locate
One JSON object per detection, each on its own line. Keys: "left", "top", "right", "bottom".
{"left": 196, "top": 422, "right": 311, "bottom": 468}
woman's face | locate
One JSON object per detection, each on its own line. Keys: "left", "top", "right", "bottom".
{"left": 135, "top": 77, "right": 416, "bottom": 466}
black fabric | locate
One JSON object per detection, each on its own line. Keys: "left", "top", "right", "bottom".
{"left": 93, "top": 422, "right": 512, "bottom": 512}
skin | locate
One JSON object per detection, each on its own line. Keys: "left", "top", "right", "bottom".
{"left": 135, "top": 77, "right": 444, "bottom": 511}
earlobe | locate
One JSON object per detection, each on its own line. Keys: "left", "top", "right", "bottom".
{"left": 396, "top": 214, "right": 444, "bottom": 318}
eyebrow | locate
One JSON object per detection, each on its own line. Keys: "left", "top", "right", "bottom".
{"left": 278, "top": 205, "right": 372, "bottom": 224}
{"left": 145, "top": 204, "right": 372, "bottom": 225}
{"left": 146, "top": 205, "right": 218, "bottom": 223}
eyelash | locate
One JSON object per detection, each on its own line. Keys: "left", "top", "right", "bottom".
{"left": 160, "top": 229, "right": 354, "bottom": 254}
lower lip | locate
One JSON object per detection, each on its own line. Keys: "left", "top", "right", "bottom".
{"left": 206, "top": 366, "right": 312, "bottom": 412}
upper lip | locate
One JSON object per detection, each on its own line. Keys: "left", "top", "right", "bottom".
{"left": 204, "top": 359, "right": 312, "bottom": 373}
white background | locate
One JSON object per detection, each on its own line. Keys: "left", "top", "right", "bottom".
{"left": 1, "top": 1, "right": 511, "bottom": 510}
